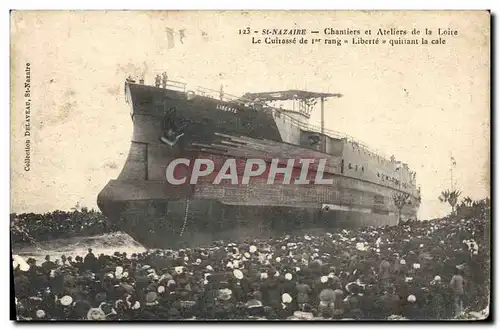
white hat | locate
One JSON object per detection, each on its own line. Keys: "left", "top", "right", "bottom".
{"left": 407, "top": 295, "right": 416, "bottom": 302}
{"left": 285, "top": 273, "right": 292, "bottom": 280}
{"left": 115, "top": 266, "right": 124, "bottom": 275}
{"left": 282, "top": 293, "right": 293, "bottom": 303}
{"left": 260, "top": 273, "right": 268, "bottom": 280}
{"left": 206, "top": 265, "right": 213, "bottom": 271}
{"left": 157, "top": 286, "right": 165, "bottom": 293}
{"left": 233, "top": 269, "right": 244, "bottom": 280}
{"left": 36, "top": 310, "right": 45, "bottom": 318}
{"left": 249, "top": 245, "right": 257, "bottom": 253}
{"left": 275, "top": 257, "right": 281, "bottom": 263}
{"left": 433, "top": 275, "right": 442, "bottom": 282}
{"left": 87, "top": 307, "right": 106, "bottom": 320}
{"left": 320, "top": 276, "right": 328, "bottom": 283}
{"left": 174, "top": 266, "right": 184, "bottom": 274}
{"left": 400, "top": 259, "right": 406, "bottom": 265}
{"left": 60, "top": 295, "right": 73, "bottom": 306}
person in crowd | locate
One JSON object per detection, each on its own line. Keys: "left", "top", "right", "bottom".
{"left": 12, "top": 213, "right": 488, "bottom": 320}
{"left": 450, "top": 269, "right": 466, "bottom": 316}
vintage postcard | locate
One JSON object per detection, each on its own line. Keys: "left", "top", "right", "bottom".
{"left": 10, "top": 10, "right": 490, "bottom": 321}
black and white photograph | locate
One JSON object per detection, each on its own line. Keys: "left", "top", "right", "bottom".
{"left": 10, "top": 10, "right": 491, "bottom": 321}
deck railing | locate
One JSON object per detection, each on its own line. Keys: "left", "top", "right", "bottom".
{"left": 165, "top": 80, "right": 187, "bottom": 92}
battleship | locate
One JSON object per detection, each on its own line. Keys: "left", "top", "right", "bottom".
{"left": 97, "top": 75, "right": 421, "bottom": 248}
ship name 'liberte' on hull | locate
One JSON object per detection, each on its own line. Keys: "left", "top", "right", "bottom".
{"left": 97, "top": 74, "right": 421, "bottom": 249}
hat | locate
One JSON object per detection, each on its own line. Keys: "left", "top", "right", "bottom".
{"left": 245, "top": 299, "right": 263, "bottom": 308}
{"left": 158, "top": 285, "right": 165, "bottom": 293}
{"left": 285, "top": 273, "right": 292, "bottom": 280}
{"left": 233, "top": 269, "right": 244, "bottom": 280}
{"left": 407, "top": 295, "right": 416, "bottom": 303}
{"left": 60, "top": 295, "right": 73, "bottom": 306}
{"left": 35, "top": 309, "right": 45, "bottom": 318}
{"left": 260, "top": 273, "right": 268, "bottom": 280}
{"left": 115, "top": 266, "right": 123, "bottom": 275}
{"left": 145, "top": 292, "right": 158, "bottom": 306}
{"left": 320, "top": 276, "right": 328, "bottom": 283}
{"left": 249, "top": 245, "right": 257, "bottom": 253}
{"left": 433, "top": 275, "right": 442, "bottom": 282}
{"left": 217, "top": 289, "right": 232, "bottom": 301}
{"left": 282, "top": 293, "right": 293, "bottom": 303}
{"left": 87, "top": 307, "right": 106, "bottom": 320}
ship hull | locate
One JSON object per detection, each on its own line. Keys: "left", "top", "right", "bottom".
{"left": 97, "top": 190, "right": 414, "bottom": 249}
{"left": 97, "top": 83, "right": 419, "bottom": 249}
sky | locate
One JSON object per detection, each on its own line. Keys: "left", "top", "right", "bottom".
{"left": 10, "top": 11, "right": 490, "bottom": 219}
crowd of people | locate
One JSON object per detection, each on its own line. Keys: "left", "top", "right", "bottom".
{"left": 12, "top": 211, "right": 489, "bottom": 321}
{"left": 11, "top": 208, "right": 117, "bottom": 245}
